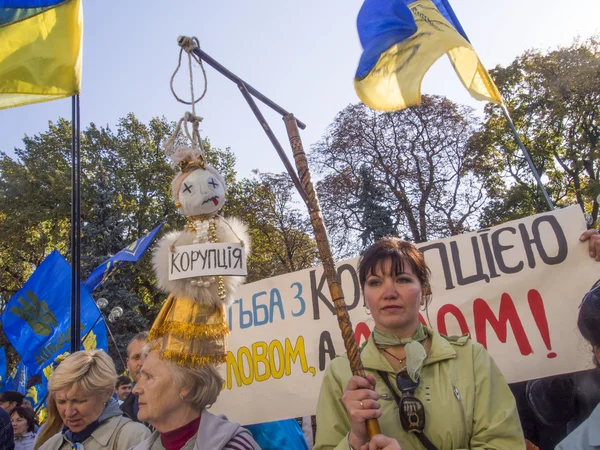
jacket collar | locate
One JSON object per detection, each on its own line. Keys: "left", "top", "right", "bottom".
{"left": 89, "top": 415, "right": 121, "bottom": 447}
{"left": 361, "top": 326, "right": 457, "bottom": 372}
{"left": 588, "top": 403, "right": 600, "bottom": 446}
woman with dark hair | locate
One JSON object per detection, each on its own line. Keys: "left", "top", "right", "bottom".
{"left": 555, "top": 282, "right": 600, "bottom": 449}
{"left": 314, "top": 237, "right": 525, "bottom": 450}
{"left": 11, "top": 406, "right": 36, "bottom": 450}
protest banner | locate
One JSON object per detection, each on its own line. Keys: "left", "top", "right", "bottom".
{"left": 211, "top": 206, "right": 599, "bottom": 425}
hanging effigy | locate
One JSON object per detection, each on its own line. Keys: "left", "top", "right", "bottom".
{"left": 149, "top": 37, "right": 250, "bottom": 368}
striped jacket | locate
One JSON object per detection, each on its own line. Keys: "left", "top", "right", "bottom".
{"left": 130, "top": 409, "right": 261, "bottom": 450}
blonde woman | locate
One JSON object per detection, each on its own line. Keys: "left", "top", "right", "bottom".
{"left": 35, "top": 350, "right": 150, "bottom": 450}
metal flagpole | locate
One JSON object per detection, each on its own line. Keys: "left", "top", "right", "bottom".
{"left": 500, "top": 104, "right": 554, "bottom": 211}
{"left": 70, "top": 94, "right": 82, "bottom": 353}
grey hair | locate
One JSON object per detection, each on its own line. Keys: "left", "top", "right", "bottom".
{"left": 142, "top": 345, "right": 223, "bottom": 411}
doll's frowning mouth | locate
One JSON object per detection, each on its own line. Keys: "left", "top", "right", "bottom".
{"left": 202, "top": 196, "right": 219, "bottom": 206}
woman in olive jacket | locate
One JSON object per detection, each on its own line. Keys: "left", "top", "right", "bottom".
{"left": 314, "top": 238, "right": 525, "bottom": 450}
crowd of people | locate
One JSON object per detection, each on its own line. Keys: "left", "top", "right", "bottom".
{"left": 0, "top": 230, "right": 598, "bottom": 450}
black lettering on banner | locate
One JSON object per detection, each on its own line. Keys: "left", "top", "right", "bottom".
{"left": 419, "top": 243, "right": 455, "bottom": 290}
{"left": 319, "top": 331, "right": 336, "bottom": 371}
{"left": 450, "top": 238, "right": 490, "bottom": 286}
{"left": 310, "top": 270, "right": 335, "bottom": 320}
{"left": 232, "top": 248, "right": 243, "bottom": 269}
{"left": 519, "top": 215, "right": 568, "bottom": 268}
{"left": 171, "top": 253, "right": 181, "bottom": 274}
{"left": 491, "top": 227, "right": 523, "bottom": 274}
{"left": 207, "top": 249, "right": 217, "bottom": 269}
{"left": 478, "top": 229, "right": 500, "bottom": 279}
{"left": 228, "top": 246, "right": 232, "bottom": 268}
{"left": 180, "top": 252, "right": 190, "bottom": 272}
{"left": 199, "top": 249, "right": 208, "bottom": 269}
{"left": 337, "top": 264, "right": 360, "bottom": 310}
{"left": 217, "top": 249, "right": 227, "bottom": 269}
{"left": 191, "top": 250, "right": 200, "bottom": 270}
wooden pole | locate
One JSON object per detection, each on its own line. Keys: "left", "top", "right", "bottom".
{"left": 283, "top": 113, "right": 381, "bottom": 438}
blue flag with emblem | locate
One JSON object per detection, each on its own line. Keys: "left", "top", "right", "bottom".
{"left": 84, "top": 222, "right": 164, "bottom": 292}
{"left": 4, "top": 361, "right": 27, "bottom": 394}
{"left": 0, "top": 348, "right": 6, "bottom": 391}
{"left": 1, "top": 250, "right": 108, "bottom": 375}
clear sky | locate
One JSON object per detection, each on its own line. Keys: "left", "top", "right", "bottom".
{"left": 1, "top": 0, "right": 599, "bottom": 179}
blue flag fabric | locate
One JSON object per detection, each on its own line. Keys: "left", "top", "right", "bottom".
{"left": 84, "top": 222, "right": 164, "bottom": 292}
{"left": 0, "top": 348, "right": 5, "bottom": 390}
{"left": 4, "top": 361, "right": 27, "bottom": 394}
{"left": 1, "top": 250, "right": 108, "bottom": 375}
{"left": 245, "top": 419, "right": 308, "bottom": 450}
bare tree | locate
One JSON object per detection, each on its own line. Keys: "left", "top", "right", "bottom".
{"left": 311, "top": 95, "right": 485, "bottom": 256}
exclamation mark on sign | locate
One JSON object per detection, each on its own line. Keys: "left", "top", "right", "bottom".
{"left": 528, "top": 289, "right": 557, "bottom": 359}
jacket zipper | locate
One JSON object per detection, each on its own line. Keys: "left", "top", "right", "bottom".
{"left": 453, "top": 386, "right": 469, "bottom": 438}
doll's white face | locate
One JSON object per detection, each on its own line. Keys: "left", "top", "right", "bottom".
{"left": 178, "top": 169, "right": 226, "bottom": 217}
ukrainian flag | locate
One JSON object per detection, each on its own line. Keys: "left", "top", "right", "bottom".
{"left": 0, "top": 0, "right": 82, "bottom": 110}
{"left": 355, "top": 0, "right": 502, "bottom": 111}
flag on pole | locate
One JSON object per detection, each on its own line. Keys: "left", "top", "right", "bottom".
{"left": 355, "top": 0, "right": 502, "bottom": 111}
{"left": 1, "top": 250, "right": 107, "bottom": 374}
{"left": 0, "top": 0, "right": 83, "bottom": 110}
{"left": 84, "top": 222, "right": 164, "bottom": 292}
{"left": 4, "top": 361, "right": 27, "bottom": 394}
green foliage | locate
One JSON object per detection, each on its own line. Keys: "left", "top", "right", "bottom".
{"left": 227, "top": 171, "right": 319, "bottom": 282}
{"left": 471, "top": 37, "right": 600, "bottom": 227}
{"left": 0, "top": 113, "right": 318, "bottom": 369}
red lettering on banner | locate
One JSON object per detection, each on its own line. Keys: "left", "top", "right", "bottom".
{"left": 354, "top": 322, "right": 371, "bottom": 345}
{"left": 418, "top": 313, "right": 427, "bottom": 326}
{"left": 527, "top": 289, "right": 557, "bottom": 358}
{"left": 473, "top": 293, "right": 533, "bottom": 355}
{"left": 437, "top": 304, "right": 470, "bottom": 336}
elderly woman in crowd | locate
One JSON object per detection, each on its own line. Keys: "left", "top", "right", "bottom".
{"left": 35, "top": 350, "right": 150, "bottom": 450}
{"left": 555, "top": 280, "right": 600, "bottom": 449}
{"left": 11, "top": 406, "right": 36, "bottom": 450}
{"left": 314, "top": 237, "right": 525, "bottom": 450}
{"left": 130, "top": 346, "right": 261, "bottom": 450}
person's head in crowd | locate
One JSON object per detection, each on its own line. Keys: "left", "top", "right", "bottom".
{"left": 22, "top": 399, "right": 33, "bottom": 410}
{"left": 127, "top": 331, "right": 149, "bottom": 383}
{"left": 10, "top": 405, "right": 35, "bottom": 438}
{"left": 35, "top": 350, "right": 118, "bottom": 448}
{"left": 132, "top": 345, "right": 222, "bottom": 432}
{"left": 115, "top": 375, "right": 133, "bottom": 401}
{"left": 0, "top": 391, "right": 24, "bottom": 414}
{"left": 578, "top": 280, "right": 600, "bottom": 366}
{"left": 358, "top": 237, "right": 431, "bottom": 336}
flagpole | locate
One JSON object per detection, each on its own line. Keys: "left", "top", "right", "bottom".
{"left": 499, "top": 104, "right": 554, "bottom": 211}
{"left": 70, "top": 95, "right": 82, "bottom": 353}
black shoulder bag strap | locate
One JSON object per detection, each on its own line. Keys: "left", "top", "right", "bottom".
{"left": 376, "top": 370, "right": 439, "bottom": 450}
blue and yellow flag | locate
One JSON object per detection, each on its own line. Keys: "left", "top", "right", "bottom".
{"left": 4, "top": 361, "right": 27, "bottom": 394}
{"left": 1, "top": 250, "right": 107, "bottom": 374}
{"left": 0, "top": 0, "right": 82, "bottom": 110}
{"left": 355, "top": 0, "right": 502, "bottom": 111}
{"left": 84, "top": 222, "right": 164, "bottom": 292}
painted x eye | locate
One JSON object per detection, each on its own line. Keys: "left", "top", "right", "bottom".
{"left": 182, "top": 183, "right": 193, "bottom": 194}
{"left": 208, "top": 178, "right": 219, "bottom": 189}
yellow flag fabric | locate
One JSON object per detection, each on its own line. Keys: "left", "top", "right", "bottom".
{"left": 355, "top": 0, "right": 502, "bottom": 111}
{"left": 0, "top": 0, "right": 82, "bottom": 110}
